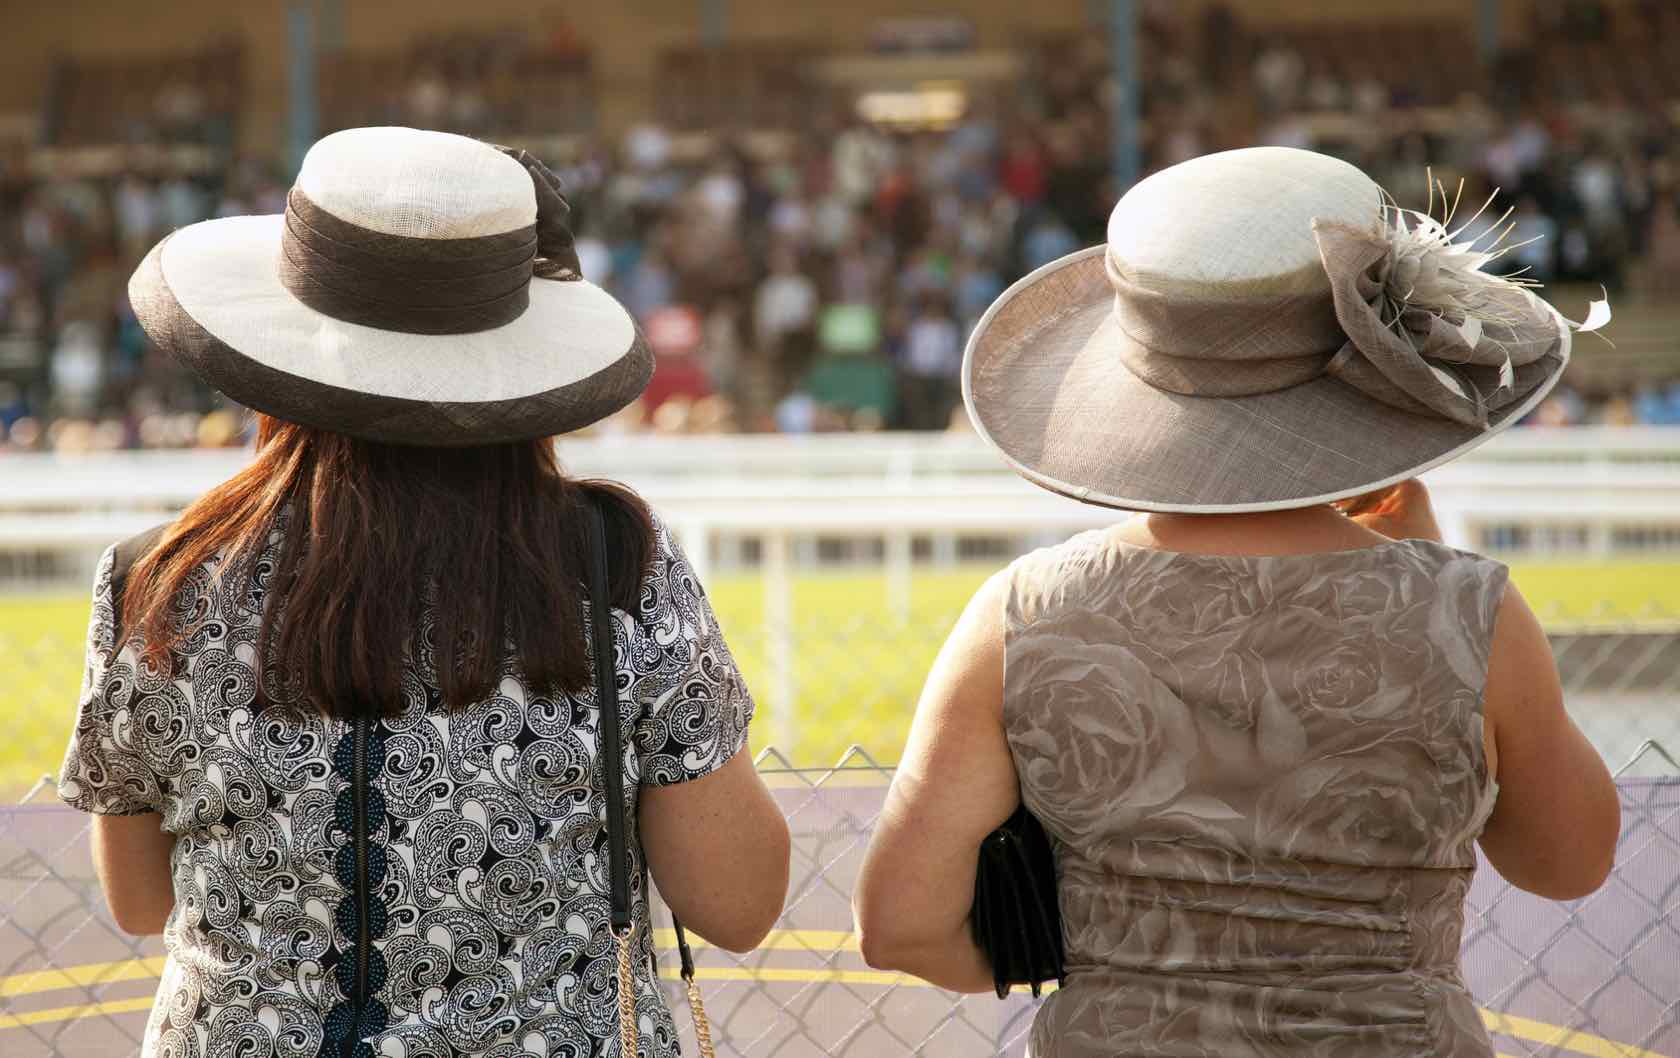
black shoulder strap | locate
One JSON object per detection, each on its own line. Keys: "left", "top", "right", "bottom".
{"left": 584, "top": 501, "right": 633, "bottom": 934}
{"left": 584, "top": 499, "right": 702, "bottom": 984}
{"left": 109, "top": 522, "right": 171, "bottom": 612}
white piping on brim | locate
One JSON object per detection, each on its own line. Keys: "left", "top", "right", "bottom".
{"left": 959, "top": 244, "right": 1574, "bottom": 515}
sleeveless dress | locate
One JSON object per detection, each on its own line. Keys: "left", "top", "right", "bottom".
{"left": 58, "top": 514, "right": 752, "bottom": 1058}
{"left": 1003, "top": 530, "right": 1509, "bottom": 1058}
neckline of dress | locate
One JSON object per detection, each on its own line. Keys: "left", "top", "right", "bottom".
{"left": 1103, "top": 533, "right": 1428, "bottom": 565}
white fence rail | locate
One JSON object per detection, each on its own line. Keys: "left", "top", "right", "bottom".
{"left": 3, "top": 426, "right": 1678, "bottom": 569}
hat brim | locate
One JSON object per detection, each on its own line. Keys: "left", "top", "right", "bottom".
{"left": 129, "top": 215, "right": 652, "bottom": 446}
{"left": 963, "top": 246, "right": 1571, "bottom": 513}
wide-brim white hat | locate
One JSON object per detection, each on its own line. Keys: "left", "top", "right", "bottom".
{"left": 129, "top": 127, "right": 652, "bottom": 446}
{"left": 963, "top": 147, "right": 1583, "bottom": 513}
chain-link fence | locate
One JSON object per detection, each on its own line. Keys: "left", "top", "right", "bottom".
{"left": 5, "top": 605, "right": 1679, "bottom": 796}
{"left": 2, "top": 745, "right": 1677, "bottom": 1058}
{"left": 2, "top": 570, "right": 1677, "bottom": 1056}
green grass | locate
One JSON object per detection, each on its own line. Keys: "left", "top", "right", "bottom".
{"left": 704, "top": 566, "right": 994, "bottom": 768}
{"left": 2, "top": 596, "right": 94, "bottom": 801}
{"left": 3, "top": 560, "right": 1676, "bottom": 799}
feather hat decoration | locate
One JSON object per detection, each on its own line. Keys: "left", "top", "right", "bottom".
{"left": 1378, "top": 174, "right": 1612, "bottom": 380}
{"left": 1307, "top": 173, "right": 1612, "bottom": 428}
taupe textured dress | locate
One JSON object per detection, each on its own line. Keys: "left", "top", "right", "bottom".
{"left": 1004, "top": 530, "right": 1508, "bottom": 1058}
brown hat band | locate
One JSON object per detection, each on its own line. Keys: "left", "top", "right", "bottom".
{"left": 1105, "top": 220, "right": 1563, "bottom": 428}
{"left": 278, "top": 189, "right": 539, "bottom": 335}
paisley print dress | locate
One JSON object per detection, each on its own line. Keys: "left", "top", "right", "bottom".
{"left": 1004, "top": 531, "right": 1508, "bottom": 1058}
{"left": 58, "top": 515, "right": 753, "bottom": 1058}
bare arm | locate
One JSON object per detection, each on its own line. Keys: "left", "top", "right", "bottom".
{"left": 640, "top": 749, "right": 790, "bottom": 953}
{"left": 853, "top": 572, "right": 1018, "bottom": 993}
{"left": 91, "top": 813, "right": 175, "bottom": 935}
{"left": 1478, "top": 585, "right": 1619, "bottom": 899}
{"left": 1350, "top": 483, "right": 1620, "bottom": 897}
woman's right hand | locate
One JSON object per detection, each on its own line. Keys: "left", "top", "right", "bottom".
{"left": 1342, "top": 479, "right": 1445, "bottom": 543}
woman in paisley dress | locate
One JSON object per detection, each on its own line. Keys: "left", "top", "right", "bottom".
{"left": 855, "top": 147, "right": 1620, "bottom": 1057}
{"left": 58, "top": 127, "right": 790, "bottom": 1058}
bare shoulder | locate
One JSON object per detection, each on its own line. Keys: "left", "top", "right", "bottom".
{"left": 1477, "top": 579, "right": 1618, "bottom": 898}
{"left": 1483, "top": 581, "right": 1558, "bottom": 724}
{"left": 935, "top": 570, "right": 1007, "bottom": 668}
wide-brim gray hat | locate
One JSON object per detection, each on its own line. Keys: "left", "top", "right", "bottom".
{"left": 963, "top": 146, "right": 1591, "bottom": 513}
{"left": 129, "top": 127, "right": 652, "bottom": 446}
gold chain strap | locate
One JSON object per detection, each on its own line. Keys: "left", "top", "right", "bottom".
{"left": 615, "top": 916, "right": 715, "bottom": 1058}
{"left": 684, "top": 975, "right": 717, "bottom": 1058}
{"left": 615, "top": 926, "right": 638, "bottom": 1057}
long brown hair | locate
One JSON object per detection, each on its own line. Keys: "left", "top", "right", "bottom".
{"left": 119, "top": 415, "right": 655, "bottom": 719}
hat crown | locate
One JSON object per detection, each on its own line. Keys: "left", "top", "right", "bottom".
{"left": 294, "top": 127, "right": 536, "bottom": 240}
{"left": 1107, "top": 147, "right": 1381, "bottom": 298}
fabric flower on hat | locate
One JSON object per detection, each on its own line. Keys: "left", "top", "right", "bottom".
{"left": 1317, "top": 183, "right": 1611, "bottom": 428}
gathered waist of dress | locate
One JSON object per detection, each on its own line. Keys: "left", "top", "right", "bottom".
{"left": 1057, "top": 858, "right": 1474, "bottom": 979}
{"left": 1033, "top": 966, "right": 1435, "bottom": 1058}
{"left": 1033, "top": 964, "right": 1492, "bottom": 1058}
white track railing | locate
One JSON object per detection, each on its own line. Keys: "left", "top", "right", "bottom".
{"left": 4, "top": 426, "right": 1678, "bottom": 560}
{"left": 4, "top": 426, "right": 1679, "bottom": 751}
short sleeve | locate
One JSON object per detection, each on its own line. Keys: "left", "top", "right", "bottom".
{"left": 57, "top": 546, "right": 163, "bottom": 815}
{"left": 628, "top": 518, "right": 755, "bottom": 787}
{"left": 1424, "top": 542, "right": 1512, "bottom": 697}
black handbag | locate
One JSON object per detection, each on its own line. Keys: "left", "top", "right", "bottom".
{"left": 584, "top": 501, "right": 716, "bottom": 1057}
{"left": 970, "top": 803, "right": 1067, "bottom": 998}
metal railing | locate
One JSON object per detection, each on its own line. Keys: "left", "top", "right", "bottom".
{"left": 2, "top": 743, "right": 1676, "bottom": 1058}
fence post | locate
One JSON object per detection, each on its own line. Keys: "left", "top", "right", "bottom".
{"left": 886, "top": 528, "right": 913, "bottom": 626}
{"left": 676, "top": 520, "right": 713, "bottom": 588}
{"left": 763, "top": 528, "right": 798, "bottom": 751}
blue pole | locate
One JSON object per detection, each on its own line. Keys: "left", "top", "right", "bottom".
{"left": 287, "top": 2, "right": 318, "bottom": 176}
{"left": 702, "top": 0, "right": 727, "bottom": 48}
{"left": 318, "top": 0, "right": 345, "bottom": 54}
{"left": 1476, "top": 0, "right": 1502, "bottom": 66}
{"left": 1108, "top": 0, "right": 1140, "bottom": 193}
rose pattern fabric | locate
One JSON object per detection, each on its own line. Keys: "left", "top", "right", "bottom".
{"left": 1004, "top": 532, "right": 1507, "bottom": 1058}
{"left": 59, "top": 514, "right": 753, "bottom": 1058}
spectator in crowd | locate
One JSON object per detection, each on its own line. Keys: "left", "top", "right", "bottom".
{"left": 897, "top": 292, "right": 963, "bottom": 431}
{"left": 1633, "top": 382, "right": 1680, "bottom": 426}
{"left": 1506, "top": 196, "right": 1560, "bottom": 283}
{"left": 952, "top": 254, "right": 1004, "bottom": 335}
{"left": 755, "top": 246, "right": 820, "bottom": 365}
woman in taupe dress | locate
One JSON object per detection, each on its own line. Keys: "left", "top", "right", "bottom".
{"left": 854, "top": 147, "right": 1620, "bottom": 1057}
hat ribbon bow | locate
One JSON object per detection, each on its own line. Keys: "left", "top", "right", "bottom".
{"left": 1314, "top": 201, "right": 1609, "bottom": 428}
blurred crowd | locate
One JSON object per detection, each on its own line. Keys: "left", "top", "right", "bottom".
{"left": 2, "top": 0, "right": 1678, "bottom": 453}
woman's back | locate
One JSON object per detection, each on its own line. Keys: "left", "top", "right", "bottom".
{"left": 1005, "top": 531, "right": 1506, "bottom": 1058}
{"left": 61, "top": 512, "right": 753, "bottom": 1057}
{"left": 66, "top": 128, "right": 789, "bottom": 1058}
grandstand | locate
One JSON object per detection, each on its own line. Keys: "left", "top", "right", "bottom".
{"left": 1, "top": 0, "right": 1677, "bottom": 454}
